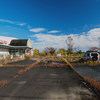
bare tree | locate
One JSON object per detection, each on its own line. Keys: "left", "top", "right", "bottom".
{"left": 44, "top": 47, "right": 56, "bottom": 55}
{"left": 65, "top": 37, "right": 74, "bottom": 54}
{"left": 88, "top": 47, "right": 99, "bottom": 52}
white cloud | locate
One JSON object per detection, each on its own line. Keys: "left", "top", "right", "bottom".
{"left": 5, "top": 26, "right": 21, "bottom": 30}
{"left": 94, "top": 24, "right": 100, "bottom": 27}
{"left": 17, "top": 23, "right": 26, "bottom": 26}
{"left": 27, "top": 25, "right": 31, "bottom": 29}
{"left": 29, "top": 28, "right": 46, "bottom": 33}
{"left": 29, "top": 28, "right": 100, "bottom": 52}
{"left": 48, "top": 30, "right": 61, "bottom": 33}
{"left": 83, "top": 24, "right": 88, "bottom": 30}
{"left": 0, "top": 19, "right": 27, "bottom": 26}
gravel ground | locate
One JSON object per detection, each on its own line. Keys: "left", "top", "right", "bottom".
{"left": 36, "top": 61, "right": 66, "bottom": 66}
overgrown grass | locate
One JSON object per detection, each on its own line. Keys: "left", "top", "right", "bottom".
{"left": 62, "top": 58, "right": 74, "bottom": 69}
{"left": 0, "top": 80, "right": 8, "bottom": 87}
{"left": 24, "top": 55, "right": 31, "bottom": 59}
{"left": 84, "top": 77, "right": 100, "bottom": 95}
{"left": 82, "top": 60, "right": 100, "bottom": 66}
{"left": 0, "top": 56, "right": 24, "bottom": 65}
{"left": 17, "top": 58, "right": 40, "bottom": 75}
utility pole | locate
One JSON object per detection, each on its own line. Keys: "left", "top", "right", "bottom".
{"left": 98, "top": 37, "right": 100, "bottom": 52}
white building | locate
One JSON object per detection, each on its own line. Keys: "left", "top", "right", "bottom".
{"left": 0, "top": 36, "right": 33, "bottom": 56}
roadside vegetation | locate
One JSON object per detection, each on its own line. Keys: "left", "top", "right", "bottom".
{"left": 0, "top": 80, "right": 8, "bottom": 87}
{"left": 0, "top": 55, "right": 24, "bottom": 66}
{"left": 82, "top": 60, "right": 100, "bottom": 66}
{"left": 62, "top": 57, "right": 100, "bottom": 97}
{"left": 17, "top": 59, "right": 40, "bottom": 75}
{"left": 84, "top": 77, "right": 100, "bottom": 96}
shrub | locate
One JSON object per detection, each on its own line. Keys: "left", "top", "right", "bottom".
{"left": 24, "top": 55, "right": 31, "bottom": 59}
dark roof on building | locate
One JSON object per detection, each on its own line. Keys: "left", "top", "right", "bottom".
{"left": 10, "top": 39, "right": 28, "bottom": 46}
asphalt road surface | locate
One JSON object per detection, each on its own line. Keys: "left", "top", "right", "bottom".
{"left": 0, "top": 67, "right": 98, "bottom": 100}
{"left": 73, "top": 65, "right": 100, "bottom": 81}
{"left": 6, "top": 59, "right": 36, "bottom": 65}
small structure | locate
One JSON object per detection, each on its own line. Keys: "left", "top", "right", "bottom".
{"left": 0, "top": 36, "right": 33, "bottom": 57}
{"left": 57, "top": 53, "right": 61, "bottom": 56}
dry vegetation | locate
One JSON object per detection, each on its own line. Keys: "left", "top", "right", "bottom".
{"left": 84, "top": 77, "right": 100, "bottom": 96}
{"left": 62, "top": 58, "right": 74, "bottom": 69}
{"left": 82, "top": 60, "right": 100, "bottom": 66}
{"left": 17, "top": 58, "right": 40, "bottom": 75}
{"left": 0, "top": 80, "right": 8, "bottom": 87}
{"left": 0, "top": 56, "right": 24, "bottom": 65}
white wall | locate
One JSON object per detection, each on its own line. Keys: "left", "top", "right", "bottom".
{"left": 0, "top": 48, "right": 9, "bottom": 55}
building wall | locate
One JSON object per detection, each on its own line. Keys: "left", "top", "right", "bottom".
{"left": 0, "top": 48, "right": 9, "bottom": 55}
{"left": 27, "top": 39, "right": 32, "bottom": 48}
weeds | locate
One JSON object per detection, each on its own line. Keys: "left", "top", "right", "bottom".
{"left": 17, "top": 59, "right": 40, "bottom": 75}
{"left": 24, "top": 55, "right": 31, "bottom": 59}
{"left": 62, "top": 58, "right": 74, "bottom": 70}
{"left": 0, "top": 80, "right": 8, "bottom": 86}
{"left": 82, "top": 60, "right": 100, "bottom": 66}
{"left": 84, "top": 77, "right": 100, "bottom": 93}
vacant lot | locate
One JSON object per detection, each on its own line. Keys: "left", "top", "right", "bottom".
{"left": 0, "top": 59, "right": 98, "bottom": 100}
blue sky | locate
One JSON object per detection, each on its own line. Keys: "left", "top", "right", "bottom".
{"left": 0, "top": 0, "right": 100, "bottom": 51}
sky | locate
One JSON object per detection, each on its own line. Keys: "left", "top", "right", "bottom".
{"left": 0, "top": 0, "right": 100, "bottom": 52}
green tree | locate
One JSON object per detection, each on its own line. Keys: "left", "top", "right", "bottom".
{"left": 57, "top": 48, "right": 67, "bottom": 56}
{"left": 33, "top": 49, "right": 39, "bottom": 55}
{"left": 40, "top": 50, "right": 45, "bottom": 56}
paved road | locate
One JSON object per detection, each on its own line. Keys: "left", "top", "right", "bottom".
{"left": 0, "top": 67, "right": 24, "bottom": 80}
{"left": 0, "top": 60, "right": 37, "bottom": 81}
{"left": 0, "top": 67, "right": 98, "bottom": 100}
{"left": 6, "top": 59, "right": 36, "bottom": 65}
{"left": 73, "top": 65, "right": 100, "bottom": 81}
